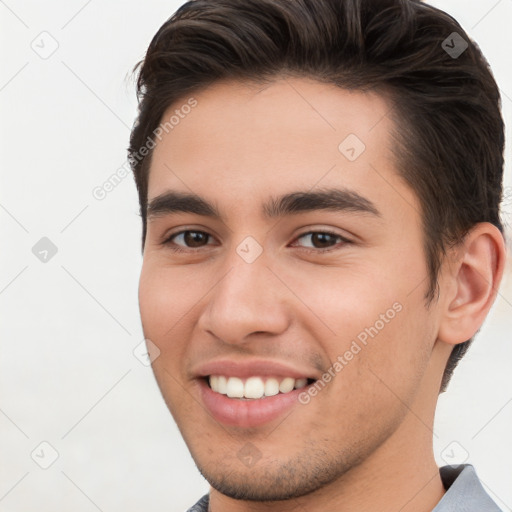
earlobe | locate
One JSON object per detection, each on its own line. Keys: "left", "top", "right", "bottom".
{"left": 438, "top": 223, "right": 506, "bottom": 346}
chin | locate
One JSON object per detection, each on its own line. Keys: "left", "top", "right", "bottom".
{"left": 192, "top": 449, "right": 358, "bottom": 502}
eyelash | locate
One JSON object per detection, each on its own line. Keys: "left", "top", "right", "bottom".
{"left": 161, "top": 229, "right": 351, "bottom": 254}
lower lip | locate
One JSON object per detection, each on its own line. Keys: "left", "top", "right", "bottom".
{"left": 198, "top": 379, "right": 307, "bottom": 428}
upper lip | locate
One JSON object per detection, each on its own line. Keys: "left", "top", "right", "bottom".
{"left": 193, "top": 358, "right": 320, "bottom": 380}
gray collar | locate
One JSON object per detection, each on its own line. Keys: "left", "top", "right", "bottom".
{"left": 433, "top": 464, "right": 502, "bottom": 511}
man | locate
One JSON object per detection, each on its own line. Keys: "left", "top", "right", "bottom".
{"left": 128, "top": 0, "right": 507, "bottom": 510}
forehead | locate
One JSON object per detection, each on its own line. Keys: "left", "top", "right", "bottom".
{"left": 146, "top": 77, "right": 416, "bottom": 221}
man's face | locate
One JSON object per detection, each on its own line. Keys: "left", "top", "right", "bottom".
{"left": 138, "top": 78, "right": 442, "bottom": 500}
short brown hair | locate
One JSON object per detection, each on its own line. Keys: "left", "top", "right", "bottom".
{"left": 128, "top": 0, "right": 505, "bottom": 392}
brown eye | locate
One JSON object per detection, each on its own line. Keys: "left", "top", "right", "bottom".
{"left": 292, "top": 231, "right": 350, "bottom": 252}
{"left": 164, "top": 230, "right": 213, "bottom": 251}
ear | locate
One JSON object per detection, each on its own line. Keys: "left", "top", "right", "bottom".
{"left": 437, "top": 222, "right": 507, "bottom": 345}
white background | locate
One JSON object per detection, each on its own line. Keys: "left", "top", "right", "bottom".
{"left": 0, "top": 1, "right": 511, "bottom": 511}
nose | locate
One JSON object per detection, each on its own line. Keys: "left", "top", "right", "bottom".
{"left": 196, "top": 251, "right": 290, "bottom": 346}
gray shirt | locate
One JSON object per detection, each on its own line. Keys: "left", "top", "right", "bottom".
{"left": 186, "top": 464, "right": 502, "bottom": 511}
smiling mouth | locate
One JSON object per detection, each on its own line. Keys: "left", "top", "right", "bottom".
{"left": 205, "top": 375, "right": 316, "bottom": 400}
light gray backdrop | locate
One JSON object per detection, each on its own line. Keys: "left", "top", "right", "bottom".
{"left": 1, "top": 1, "right": 511, "bottom": 511}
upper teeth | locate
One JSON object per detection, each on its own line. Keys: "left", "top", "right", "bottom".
{"left": 209, "top": 376, "right": 308, "bottom": 399}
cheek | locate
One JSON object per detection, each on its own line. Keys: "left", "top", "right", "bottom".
{"left": 138, "top": 264, "right": 200, "bottom": 411}
{"left": 295, "top": 265, "right": 403, "bottom": 341}
{"left": 335, "top": 297, "right": 432, "bottom": 419}
{"left": 313, "top": 268, "right": 432, "bottom": 400}
{"left": 138, "top": 262, "right": 202, "bottom": 342}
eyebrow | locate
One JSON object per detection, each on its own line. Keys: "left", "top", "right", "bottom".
{"left": 146, "top": 187, "right": 381, "bottom": 221}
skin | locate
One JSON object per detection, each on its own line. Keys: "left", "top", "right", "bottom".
{"left": 138, "top": 77, "right": 505, "bottom": 511}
